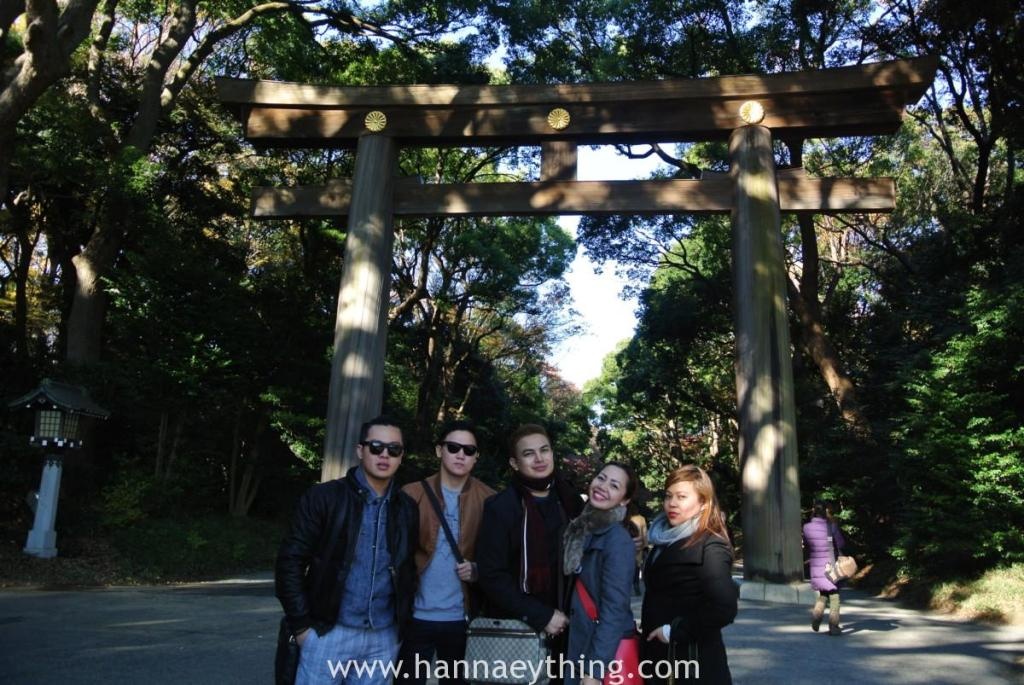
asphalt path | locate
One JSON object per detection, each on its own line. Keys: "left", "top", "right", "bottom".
{"left": 0, "top": 575, "right": 1021, "bottom": 684}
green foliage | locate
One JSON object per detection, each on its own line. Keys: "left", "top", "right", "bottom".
{"left": 890, "top": 266, "right": 1024, "bottom": 573}
{"left": 98, "top": 471, "right": 161, "bottom": 528}
{"left": 109, "top": 515, "right": 285, "bottom": 581}
{"left": 261, "top": 386, "right": 325, "bottom": 471}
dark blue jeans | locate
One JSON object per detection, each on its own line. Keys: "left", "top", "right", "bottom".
{"left": 396, "top": 618, "right": 468, "bottom": 685}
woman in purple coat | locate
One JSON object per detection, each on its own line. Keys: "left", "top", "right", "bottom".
{"left": 802, "top": 499, "right": 847, "bottom": 636}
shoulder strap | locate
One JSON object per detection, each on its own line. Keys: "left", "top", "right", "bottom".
{"left": 421, "top": 479, "right": 465, "bottom": 563}
{"left": 574, "top": 578, "right": 598, "bottom": 621}
{"left": 827, "top": 521, "right": 838, "bottom": 564}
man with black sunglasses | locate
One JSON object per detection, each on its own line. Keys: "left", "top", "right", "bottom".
{"left": 397, "top": 419, "right": 495, "bottom": 685}
{"left": 275, "top": 415, "right": 419, "bottom": 685}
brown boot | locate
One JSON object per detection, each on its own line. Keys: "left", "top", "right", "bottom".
{"left": 811, "top": 595, "right": 826, "bottom": 632}
{"left": 828, "top": 594, "right": 842, "bottom": 636}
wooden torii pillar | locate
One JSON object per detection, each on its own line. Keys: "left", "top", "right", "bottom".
{"left": 218, "top": 57, "right": 936, "bottom": 588}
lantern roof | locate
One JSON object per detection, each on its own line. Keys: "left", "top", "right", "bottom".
{"left": 7, "top": 379, "right": 110, "bottom": 418}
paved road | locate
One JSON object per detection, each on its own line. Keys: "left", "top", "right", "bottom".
{"left": 0, "top": 575, "right": 1021, "bottom": 684}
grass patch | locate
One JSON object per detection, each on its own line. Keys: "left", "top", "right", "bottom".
{"left": 110, "top": 515, "right": 286, "bottom": 583}
{"left": 927, "top": 564, "right": 1024, "bottom": 625}
{"left": 0, "top": 514, "right": 285, "bottom": 588}
{"left": 870, "top": 560, "right": 1024, "bottom": 625}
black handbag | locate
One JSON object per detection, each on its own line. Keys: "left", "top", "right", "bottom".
{"left": 275, "top": 616, "right": 300, "bottom": 685}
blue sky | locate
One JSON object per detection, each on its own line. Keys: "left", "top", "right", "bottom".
{"left": 549, "top": 146, "right": 667, "bottom": 388}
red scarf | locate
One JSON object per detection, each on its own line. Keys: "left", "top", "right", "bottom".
{"left": 511, "top": 473, "right": 582, "bottom": 596}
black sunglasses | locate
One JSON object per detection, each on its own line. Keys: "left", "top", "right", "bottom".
{"left": 441, "top": 441, "right": 478, "bottom": 457}
{"left": 360, "top": 440, "right": 405, "bottom": 457}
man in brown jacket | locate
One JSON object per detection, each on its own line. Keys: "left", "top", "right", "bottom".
{"left": 397, "top": 419, "right": 495, "bottom": 685}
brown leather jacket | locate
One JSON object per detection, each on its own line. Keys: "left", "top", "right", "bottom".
{"left": 402, "top": 473, "right": 495, "bottom": 616}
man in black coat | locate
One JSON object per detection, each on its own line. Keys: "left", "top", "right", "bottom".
{"left": 275, "top": 415, "right": 419, "bottom": 685}
{"left": 476, "top": 424, "right": 584, "bottom": 637}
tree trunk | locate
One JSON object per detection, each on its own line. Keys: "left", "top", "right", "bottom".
{"left": 155, "top": 410, "right": 168, "bottom": 478}
{"left": 786, "top": 276, "right": 871, "bottom": 436}
{"left": 228, "top": 410, "right": 242, "bottom": 513}
{"left": 229, "top": 412, "right": 263, "bottom": 517}
{"left": 414, "top": 310, "right": 447, "bottom": 440}
{"left": 11, "top": 201, "right": 39, "bottom": 366}
{"left": 66, "top": 187, "right": 128, "bottom": 363}
{"left": 153, "top": 411, "right": 182, "bottom": 480}
{"left": 63, "top": 0, "right": 193, "bottom": 364}
{"left": 972, "top": 139, "right": 992, "bottom": 214}
{"left": 708, "top": 413, "right": 721, "bottom": 459}
{"left": 161, "top": 416, "right": 183, "bottom": 480}
{"left": 789, "top": 212, "right": 872, "bottom": 437}
{"left": 782, "top": 142, "right": 872, "bottom": 438}
{"left": 14, "top": 234, "right": 30, "bottom": 362}
{"left": 231, "top": 462, "right": 262, "bottom": 517}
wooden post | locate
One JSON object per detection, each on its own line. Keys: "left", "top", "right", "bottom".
{"left": 729, "top": 124, "right": 803, "bottom": 583}
{"left": 321, "top": 134, "right": 397, "bottom": 482}
{"left": 540, "top": 141, "right": 578, "bottom": 181}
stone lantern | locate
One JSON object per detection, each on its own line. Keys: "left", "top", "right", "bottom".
{"left": 8, "top": 379, "right": 110, "bottom": 558}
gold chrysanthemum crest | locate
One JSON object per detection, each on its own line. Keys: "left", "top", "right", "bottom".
{"left": 547, "top": 107, "right": 571, "bottom": 130}
{"left": 364, "top": 111, "right": 388, "bottom": 132}
{"left": 738, "top": 100, "right": 765, "bottom": 125}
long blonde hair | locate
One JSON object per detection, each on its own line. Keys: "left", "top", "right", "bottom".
{"left": 664, "top": 464, "right": 730, "bottom": 547}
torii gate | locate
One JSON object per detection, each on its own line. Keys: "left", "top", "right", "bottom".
{"left": 217, "top": 56, "right": 936, "bottom": 588}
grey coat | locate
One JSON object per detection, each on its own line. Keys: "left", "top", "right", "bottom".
{"left": 565, "top": 522, "right": 637, "bottom": 685}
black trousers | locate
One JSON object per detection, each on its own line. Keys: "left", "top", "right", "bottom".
{"left": 396, "top": 618, "right": 468, "bottom": 685}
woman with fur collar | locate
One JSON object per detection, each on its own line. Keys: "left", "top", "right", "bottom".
{"left": 562, "top": 462, "right": 640, "bottom": 685}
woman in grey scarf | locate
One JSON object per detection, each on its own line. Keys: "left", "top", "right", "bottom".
{"left": 641, "top": 465, "right": 738, "bottom": 684}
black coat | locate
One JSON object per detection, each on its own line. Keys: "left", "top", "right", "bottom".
{"left": 640, "top": 534, "right": 738, "bottom": 685}
{"left": 274, "top": 467, "right": 419, "bottom": 638}
{"left": 475, "top": 485, "right": 583, "bottom": 632}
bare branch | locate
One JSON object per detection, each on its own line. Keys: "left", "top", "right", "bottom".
{"left": 159, "top": 2, "right": 292, "bottom": 115}
{"left": 86, "top": 0, "right": 118, "bottom": 120}
{"left": 613, "top": 143, "right": 703, "bottom": 179}
{"left": 124, "top": 0, "right": 198, "bottom": 150}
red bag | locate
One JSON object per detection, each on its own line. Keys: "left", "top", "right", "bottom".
{"left": 575, "top": 580, "right": 644, "bottom": 685}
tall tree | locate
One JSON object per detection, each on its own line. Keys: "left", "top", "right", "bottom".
{"left": 389, "top": 147, "right": 577, "bottom": 445}
{"left": 62, "top": 1, "right": 419, "bottom": 365}
{"left": 2, "top": 0, "right": 491, "bottom": 367}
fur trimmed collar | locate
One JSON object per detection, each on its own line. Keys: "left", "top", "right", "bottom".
{"left": 562, "top": 503, "right": 626, "bottom": 575}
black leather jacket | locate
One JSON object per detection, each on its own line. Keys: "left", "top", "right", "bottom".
{"left": 275, "top": 466, "right": 419, "bottom": 638}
